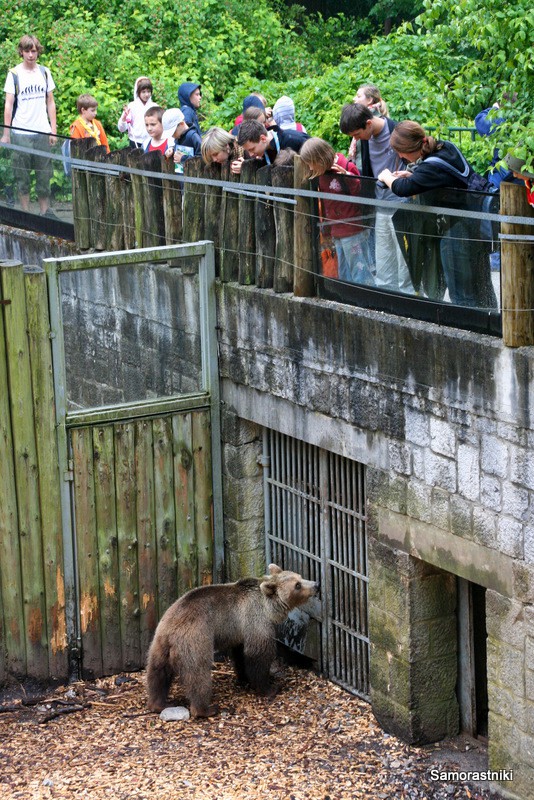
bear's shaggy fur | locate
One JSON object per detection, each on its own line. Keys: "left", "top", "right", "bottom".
{"left": 146, "top": 564, "right": 319, "bottom": 717}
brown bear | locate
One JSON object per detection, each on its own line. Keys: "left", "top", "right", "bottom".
{"left": 146, "top": 564, "right": 319, "bottom": 717}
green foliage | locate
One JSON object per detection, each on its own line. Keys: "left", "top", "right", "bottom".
{"left": 0, "top": 0, "right": 532, "bottom": 167}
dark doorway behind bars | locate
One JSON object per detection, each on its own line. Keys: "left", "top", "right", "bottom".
{"left": 263, "top": 430, "right": 369, "bottom": 698}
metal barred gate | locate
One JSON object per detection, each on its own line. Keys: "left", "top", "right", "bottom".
{"left": 263, "top": 429, "right": 369, "bottom": 698}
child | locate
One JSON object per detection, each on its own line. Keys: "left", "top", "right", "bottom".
{"left": 300, "top": 137, "right": 374, "bottom": 286}
{"left": 272, "top": 95, "right": 307, "bottom": 132}
{"left": 117, "top": 76, "right": 154, "bottom": 149}
{"left": 178, "top": 82, "right": 202, "bottom": 137}
{"left": 69, "top": 94, "right": 110, "bottom": 152}
{"left": 161, "top": 107, "right": 201, "bottom": 173}
{"left": 143, "top": 106, "right": 174, "bottom": 156}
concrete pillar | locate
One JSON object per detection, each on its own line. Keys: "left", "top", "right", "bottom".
{"left": 368, "top": 535, "right": 459, "bottom": 744}
{"left": 220, "top": 404, "right": 265, "bottom": 579}
{"left": 486, "top": 590, "right": 534, "bottom": 799}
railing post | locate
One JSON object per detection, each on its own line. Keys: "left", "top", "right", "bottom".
{"left": 501, "top": 182, "right": 534, "bottom": 347}
{"left": 272, "top": 164, "right": 294, "bottom": 293}
{"left": 293, "top": 155, "right": 316, "bottom": 297}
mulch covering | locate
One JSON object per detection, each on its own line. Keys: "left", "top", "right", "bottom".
{"left": 0, "top": 661, "right": 504, "bottom": 800}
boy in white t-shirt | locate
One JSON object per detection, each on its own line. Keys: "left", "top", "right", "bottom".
{"left": 1, "top": 35, "right": 57, "bottom": 215}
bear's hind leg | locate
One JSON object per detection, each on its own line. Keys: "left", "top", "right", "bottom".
{"left": 146, "top": 650, "right": 174, "bottom": 712}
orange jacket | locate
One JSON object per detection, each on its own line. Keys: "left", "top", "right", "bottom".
{"left": 69, "top": 117, "right": 110, "bottom": 153}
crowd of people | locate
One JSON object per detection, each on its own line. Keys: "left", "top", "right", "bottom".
{"left": 2, "top": 34, "right": 531, "bottom": 309}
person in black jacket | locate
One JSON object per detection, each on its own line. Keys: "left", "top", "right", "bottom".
{"left": 236, "top": 119, "right": 309, "bottom": 166}
{"left": 378, "top": 121, "right": 497, "bottom": 309}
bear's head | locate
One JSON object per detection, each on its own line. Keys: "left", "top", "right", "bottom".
{"left": 260, "top": 564, "right": 319, "bottom": 621}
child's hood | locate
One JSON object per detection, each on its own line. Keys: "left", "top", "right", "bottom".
{"left": 273, "top": 96, "right": 296, "bottom": 126}
{"left": 133, "top": 76, "right": 151, "bottom": 101}
{"left": 178, "top": 82, "right": 201, "bottom": 109}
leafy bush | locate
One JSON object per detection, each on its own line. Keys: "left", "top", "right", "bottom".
{"left": 0, "top": 0, "right": 532, "bottom": 168}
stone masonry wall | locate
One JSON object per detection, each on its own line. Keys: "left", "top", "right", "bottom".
{"left": 217, "top": 282, "right": 534, "bottom": 799}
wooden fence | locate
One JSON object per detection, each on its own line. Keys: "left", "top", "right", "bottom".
{"left": 0, "top": 259, "right": 68, "bottom": 682}
{"left": 70, "top": 140, "right": 316, "bottom": 299}
{"left": 0, "top": 248, "right": 217, "bottom": 684}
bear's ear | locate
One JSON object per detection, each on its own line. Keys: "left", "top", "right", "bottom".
{"left": 268, "top": 564, "right": 282, "bottom": 575}
{"left": 260, "top": 578, "right": 278, "bottom": 597}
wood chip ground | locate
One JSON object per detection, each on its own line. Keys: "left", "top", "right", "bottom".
{"left": 0, "top": 662, "right": 505, "bottom": 799}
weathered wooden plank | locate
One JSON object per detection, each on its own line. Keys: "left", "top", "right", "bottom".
{"left": 204, "top": 163, "right": 222, "bottom": 276}
{"left": 153, "top": 416, "right": 178, "bottom": 616}
{"left": 192, "top": 409, "right": 213, "bottom": 586}
{"left": 219, "top": 161, "right": 241, "bottom": 282}
{"left": 92, "top": 425, "right": 122, "bottom": 675}
{"left": 105, "top": 150, "right": 126, "bottom": 252}
{"left": 161, "top": 157, "right": 183, "bottom": 247}
{"left": 172, "top": 412, "right": 197, "bottom": 594}
{"left": 1, "top": 262, "right": 48, "bottom": 679}
{"left": 135, "top": 419, "right": 157, "bottom": 657}
{"left": 255, "top": 165, "right": 275, "bottom": 288}
{"left": 127, "top": 148, "right": 146, "bottom": 250}
{"left": 140, "top": 151, "right": 165, "bottom": 248}
{"left": 85, "top": 145, "right": 109, "bottom": 251}
{"left": 114, "top": 422, "right": 141, "bottom": 670}
{"left": 293, "top": 155, "right": 316, "bottom": 297}
{"left": 72, "top": 427, "right": 103, "bottom": 679}
{"left": 25, "top": 267, "right": 68, "bottom": 679}
{"left": 238, "top": 159, "right": 262, "bottom": 285}
{"left": 70, "top": 139, "right": 93, "bottom": 251}
{"left": 272, "top": 165, "right": 295, "bottom": 293}
{"left": 0, "top": 261, "right": 25, "bottom": 677}
{"left": 501, "top": 182, "right": 534, "bottom": 346}
{"left": 120, "top": 149, "right": 136, "bottom": 250}
{"left": 183, "top": 157, "right": 205, "bottom": 244}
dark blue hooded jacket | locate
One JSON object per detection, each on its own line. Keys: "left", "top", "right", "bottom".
{"left": 178, "top": 82, "right": 202, "bottom": 137}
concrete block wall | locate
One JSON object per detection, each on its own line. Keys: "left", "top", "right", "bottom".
{"left": 217, "top": 283, "right": 534, "bottom": 798}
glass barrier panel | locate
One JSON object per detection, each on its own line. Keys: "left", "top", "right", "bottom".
{"left": 314, "top": 173, "right": 500, "bottom": 314}
{"left": 0, "top": 125, "right": 72, "bottom": 221}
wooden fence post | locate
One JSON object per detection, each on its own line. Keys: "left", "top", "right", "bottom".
{"left": 238, "top": 159, "right": 262, "bottom": 285}
{"left": 0, "top": 260, "right": 26, "bottom": 678}
{"left": 105, "top": 150, "right": 127, "bottom": 251}
{"left": 118, "top": 149, "right": 136, "bottom": 250}
{"left": 293, "top": 155, "right": 316, "bottom": 297}
{"left": 255, "top": 164, "right": 275, "bottom": 288}
{"left": 140, "top": 151, "right": 165, "bottom": 248}
{"left": 162, "top": 157, "right": 183, "bottom": 246}
{"left": 204, "top": 163, "right": 223, "bottom": 276}
{"left": 219, "top": 162, "right": 241, "bottom": 282}
{"left": 70, "top": 139, "right": 93, "bottom": 251}
{"left": 272, "top": 165, "right": 295, "bottom": 292}
{"left": 0, "top": 260, "right": 48, "bottom": 678}
{"left": 183, "top": 157, "right": 205, "bottom": 244}
{"left": 24, "top": 265, "right": 68, "bottom": 678}
{"left": 501, "top": 182, "right": 534, "bottom": 347}
{"left": 127, "top": 148, "right": 146, "bottom": 249}
{"left": 86, "top": 145, "right": 109, "bottom": 251}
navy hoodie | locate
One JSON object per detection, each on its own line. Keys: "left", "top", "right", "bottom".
{"left": 178, "top": 82, "right": 202, "bottom": 137}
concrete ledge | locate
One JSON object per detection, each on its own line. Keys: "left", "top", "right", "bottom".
{"left": 377, "top": 507, "right": 515, "bottom": 597}
{"left": 221, "top": 381, "right": 390, "bottom": 470}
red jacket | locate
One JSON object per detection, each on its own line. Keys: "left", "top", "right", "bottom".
{"left": 319, "top": 154, "right": 362, "bottom": 239}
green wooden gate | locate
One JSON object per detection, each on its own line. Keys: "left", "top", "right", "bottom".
{"left": 45, "top": 242, "right": 223, "bottom": 679}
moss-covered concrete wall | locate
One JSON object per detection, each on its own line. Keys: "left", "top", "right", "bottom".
{"left": 217, "top": 282, "right": 534, "bottom": 799}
